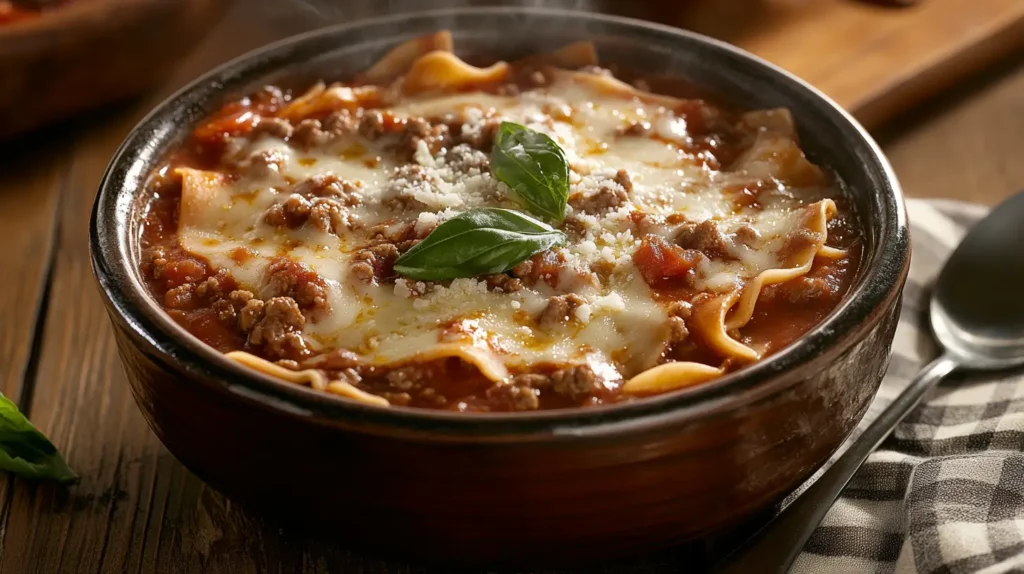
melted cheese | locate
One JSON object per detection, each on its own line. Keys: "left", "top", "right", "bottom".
{"left": 177, "top": 70, "right": 839, "bottom": 386}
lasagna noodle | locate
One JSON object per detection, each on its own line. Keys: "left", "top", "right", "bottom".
{"left": 400, "top": 51, "right": 510, "bottom": 95}
{"left": 225, "top": 351, "right": 390, "bottom": 406}
{"left": 359, "top": 30, "right": 454, "bottom": 84}
{"left": 621, "top": 362, "right": 724, "bottom": 394}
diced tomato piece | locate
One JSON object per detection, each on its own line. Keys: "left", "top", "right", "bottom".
{"left": 633, "top": 235, "right": 704, "bottom": 288}
{"left": 192, "top": 109, "right": 260, "bottom": 144}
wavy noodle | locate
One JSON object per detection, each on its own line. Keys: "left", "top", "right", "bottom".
{"left": 400, "top": 51, "right": 509, "bottom": 95}
{"left": 278, "top": 83, "right": 379, "bottom": 121}
{"left": 724, "top": 199, "right": 838, "bottom": 332}
{"left": 548, "top": 68, "right": 688, "bottom": 109}
{"left": 359, "top": 31, "right": 453, "bottom": 84}
{"left": 400, "top": 343, "right": 510, "bottom": 382}
{"left": 817, "top": 245, "right": 846, "bottom": 259}
{"left": 622, "top": 362, "right": 724, "bottom": 394}
{"left": 740, "top": 108, "right": 796, "bottom": 138}
{"left": 224, "top": 351, "right": 390, "bottom": 407}
{"left": 175, "top": 167, "right": 228, "bottom": 229}
{"left": 692, "top": 290, "right": 760, "bottom": 362}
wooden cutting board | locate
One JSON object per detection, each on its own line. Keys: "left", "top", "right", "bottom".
{"left": 621, "top": 0, "right": 1024, "bottom": 129}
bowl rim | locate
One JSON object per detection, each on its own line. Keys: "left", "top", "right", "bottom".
{"left": 90, "top": 6, "right": 910, "bottom": 438}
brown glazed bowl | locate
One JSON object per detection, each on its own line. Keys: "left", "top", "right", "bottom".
{"left": 0, "top": 0, "right": 230, "bottom": 139}
{"left": 90, "top": 7, "right": 910, "bottom": 567}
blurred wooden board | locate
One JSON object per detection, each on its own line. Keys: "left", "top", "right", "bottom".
{"left": 695, "top": 0, "right": 1024, "bottom": 129}
{"left": 634, "top": 0, "right": 1024, "bottom": 129}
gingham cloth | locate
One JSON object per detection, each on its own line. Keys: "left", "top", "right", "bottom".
{"left": 792, "top": 198, "right": 1024, "bottom": 574}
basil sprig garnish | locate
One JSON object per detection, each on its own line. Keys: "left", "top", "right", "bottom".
{"left": 490, "top": 121, "right": 570, "bottom": 223}
{"left": 394, "top": 208, "right": 566, "bottom": 281}
{"left": 0, "top": 393, "right": 77, "bottom": 483}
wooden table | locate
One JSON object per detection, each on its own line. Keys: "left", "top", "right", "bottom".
{"left": 0, "top": 2, "right": 1021, "bottom": 572}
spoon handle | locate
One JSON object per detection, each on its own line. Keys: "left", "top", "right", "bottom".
{"left": 716, "top": 353, "right": 959, "bottom": 573}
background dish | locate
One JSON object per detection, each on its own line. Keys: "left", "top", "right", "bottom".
{"left": 91, "top": 8, "right": 909, "bottom": 564}
{"left": 0, "top": 0, "right": 229, "bottom": 139}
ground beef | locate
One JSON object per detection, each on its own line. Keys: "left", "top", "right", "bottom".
{"left": 213, "top": 289, "right": 254, "bottom": 323}
{"left": 447, "top": 115, "right": 502, "bottom": 151}
{"left": 559, "top": 216, "right": 590, "bottom": 241}
{"left": 550, "top": 365, "right": 597, "bottom": 402}
{"left": 666, "top": 316, "right": 689, "bottom": 345}
{"left": 194, "top": 269, "right": 232, "bottom": 299}
{"left": 358, "top": 111, "right": 387, "bottom": 140}
{"left": 485, "top": 383, "right": 540, "bottom": 411}
{"left": 243, "top": 148, "right": 286, "bottom": 178}
{"left": 238, "top": 298, "right": 264, "bottom": 332}
{"left": 445, "top": 144, "right": 489, "bottom": 174}
{"left": 322, "top": 110, "right": 358, "bottom": 135}
{"left": 264, "top": 194, "right": 351, "bottom": 235}
{"left": 211, "top": 299, "right": 236, "bottom": 322}
{"left": 674, "top": 220, "right": 734, "bottom": 259}
{"left": 483, "top": 273, "right": 523, "bottom": 293}
{"left": 511, "top": 250, "right": 567, "bottom": 288}
{"left": 350, "top": 243, "right": 400, "bottom": 285}
{"left": 292, "top": 174, "right": 362, "bottom": 205}
{"left": 164, "top": 284, "right": 194, "bottom": 309}
{"left": 244, "top": 296, "right": 309, "bottom": 360}
{"left": 251, "top": 117, "right": 293, "bottom": 140}
{"left": 590, "top": 258, "right": 616, "bottom": 282}
{"left": 569, "top": 173, "right": 631, "bottom": 215}
{"left": 382, "top": 164, "right": 435, "bottom": 211}
{"left": 402, "top": 117, "right": 449, "bottom": 158}
{"left": 510, "top": 366, "right": 598, "bottom": 403}
{"left": 613, "top": 168, "right": 633, "bottom": 193}
{"left": 229, "top": 289, "right": 254, "bottom": 306}
{"left": 538, "top": 293, "right": 585, "bottom": 328}
{"left": 734, "top": 224, "right": 761, "bottom": 246}
{"left": 668, "top": 300, "right": 693, "bottom": 319}
{"left": 149, "top": 250, "right": 237, "bottom": 312}
{"left": 263, "top": 194, "right": 310, "bottom": 228}
{"left": 291, "top": 118, "right": 330, "bottom": 149}
{"left": 264, "top": 259, "right": 330, "bottom": 312}
{"left": 307, "top": 200, "right": 350, "bottom": 235}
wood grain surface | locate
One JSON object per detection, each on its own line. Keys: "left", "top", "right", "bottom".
{"left": 0, "top": 1, "right": 1020, "bottom": 572}
{"left": 679, "top": 0, "right": 1024, "bottom": 129}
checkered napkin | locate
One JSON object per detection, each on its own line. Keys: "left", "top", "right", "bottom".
{"left": 791, "top": 198, "right": 1024, "bottom": 574}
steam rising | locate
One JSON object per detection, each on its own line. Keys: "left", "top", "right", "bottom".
{"left": 287, "top": 0, "right": 604, "bottom": 23}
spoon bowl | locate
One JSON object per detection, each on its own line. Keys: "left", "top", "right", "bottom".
{"left": 931, "top": 192, "right": 1024, "bottom": 370}
{"left": 720, "top": 190, "right": 1024, "bottom": 573}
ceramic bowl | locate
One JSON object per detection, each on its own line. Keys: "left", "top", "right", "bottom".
{"left": 90, "top": 7, "right": 910, "bottom": 566}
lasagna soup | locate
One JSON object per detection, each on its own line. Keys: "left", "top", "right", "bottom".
{"left": 139, "top": 32, "right": 862, "bottom": 412}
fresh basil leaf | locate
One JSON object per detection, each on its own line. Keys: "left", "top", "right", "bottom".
{"left": 491, "top": 121, "right": 570, "bottom": 223}
{"left": 393, "top": 208, "right": 566, "bottom": 281}
{"left": 0, "top": 392, "right": 76, "bottom": 483}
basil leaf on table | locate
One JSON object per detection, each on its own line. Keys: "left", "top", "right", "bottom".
{"left": 394, "top": 208, "right": 566, "bottom": 281}
{"left": 0, "top": 393, "right": 77, "bottom": 483}
{"left": 491, "top": 121, "right": 570, "bottom": 223}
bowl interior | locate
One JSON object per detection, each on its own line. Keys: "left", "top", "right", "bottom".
{"left": 92, "top": 7, "right": 907, "bottom": 434}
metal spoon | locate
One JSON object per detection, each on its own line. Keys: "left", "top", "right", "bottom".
{"left": 717, "top": 191, "right": 1024, "bottom": 574}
